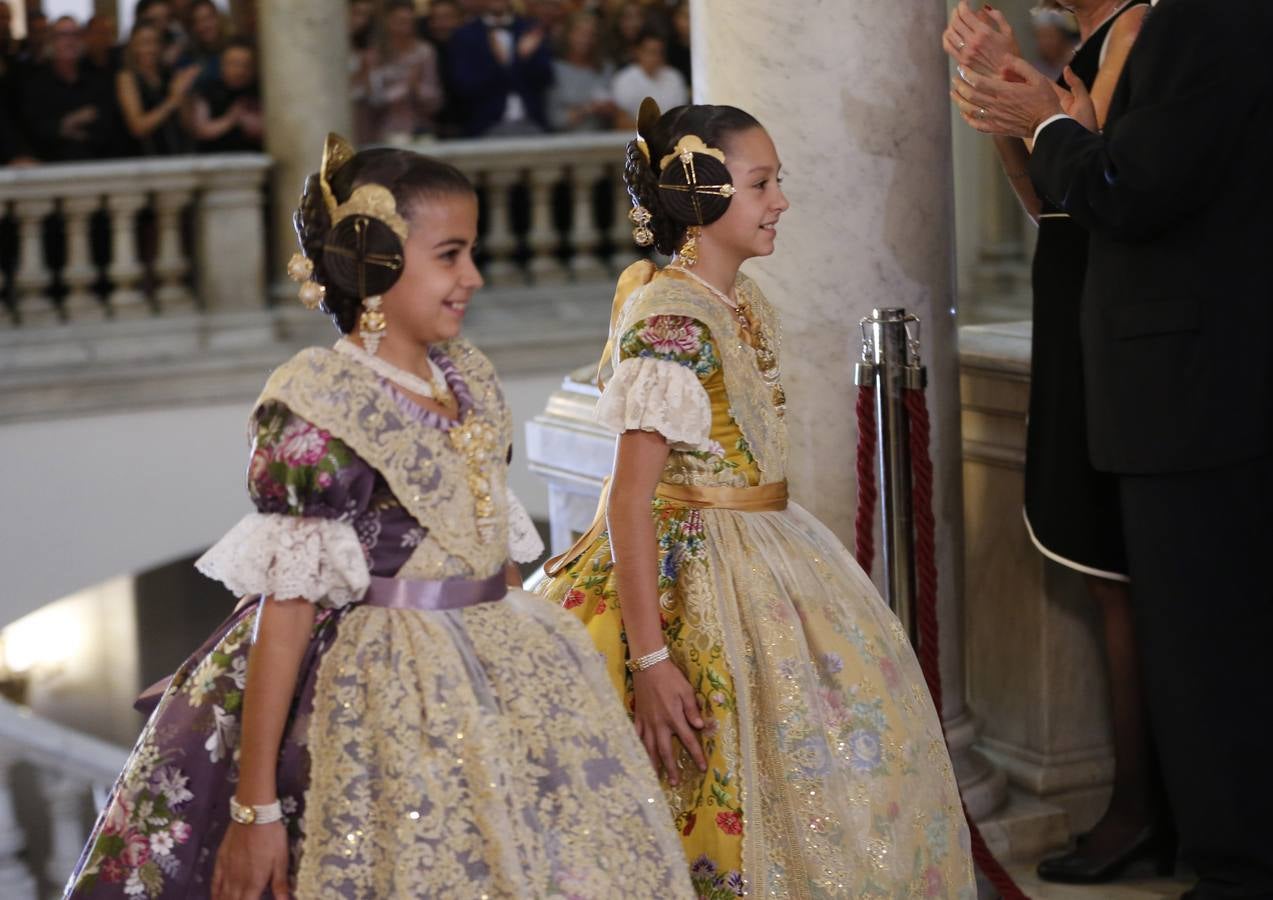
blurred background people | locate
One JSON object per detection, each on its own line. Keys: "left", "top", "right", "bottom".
{"left": 1031, "top": 1, "right": 1080, "bottom": 82}
{"left": 611, "top": 29, "right": 685, "bottom": 125}
{"left": 190, "top": 37, "right": 262, "bottom": 153}
{"left": 349, "top": 0, "right": 376, "bottom": 144}
{"left": 18, "top": 15, "right": 126, "bottom": 161}
{"left": 420, "top": 0, "right": 465, "bottom": 138}
{"left": 548, "top": 11, "right": 616, "bottom": 132}
{"left": 116, "top": 22, "right": 197, "bottom": 156}
{"left": 603, "top": 1, "right": 649, "bottom": 66}
{"left": 176, "top": 0, "right": 229, "bottom": 85}
{"left": 83, "top": 13, "right": 122, "bottom": 76}
{"left": 363, "top": 0, "right": 444, "bottom": 141}
{"left": 448, "top": 0, "right": 553, "bottom": 136}
{"left": 666, "top": 0, "right": 690, "bottom": 88}
{"left": 134, "top": 0, "right": 186, "bottom": 69}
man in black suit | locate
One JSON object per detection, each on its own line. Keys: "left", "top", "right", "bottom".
{"left": 952, "top": 1, "right": 1273, "bottom": 897}
{"left": 447, "top": 0, "right": 554, "bottom": 137}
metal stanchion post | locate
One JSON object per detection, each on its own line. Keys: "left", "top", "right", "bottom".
{"left": 854, "top": 308, "right": 926, "bottom": 644}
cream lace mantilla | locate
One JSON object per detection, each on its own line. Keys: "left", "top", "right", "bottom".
{"left": 256, "top": 340, "right": 513, "bottom": 581}
{"left": 614, "top": 270, "right": 789, "bottom": 482}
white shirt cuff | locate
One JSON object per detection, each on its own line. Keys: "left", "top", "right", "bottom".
{"left": 1033, "top": 113, "right": 1073, "bottom": 145}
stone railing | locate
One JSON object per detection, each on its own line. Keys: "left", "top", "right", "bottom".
{"left": 0, "top": 698, "right": 128, "bottom": 898}
{"left": 0, "top": 134, "right": 641, "bottom": 330}
{"left": 412, "top": 131, "right": 640, "bottom": 285}
{"left": 0, "top": 154, "right": 270, "bottom": 328}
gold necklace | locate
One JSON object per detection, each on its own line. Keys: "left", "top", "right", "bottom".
{"left": 667, "top": 264, "right": 752, "bottom": 339}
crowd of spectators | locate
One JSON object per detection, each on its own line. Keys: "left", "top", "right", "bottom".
{"left": 1, "top": 0, "right": 261, "bottom": 166}
{"left": 352, "top": 0, "right": 692, "bottom": 141}
{"left": 0, "top": 0, "right": 692, "bottom": 166}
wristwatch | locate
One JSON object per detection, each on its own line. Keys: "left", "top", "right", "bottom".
{"left": 229, "top": 796, "right": 283, "bottom": 825}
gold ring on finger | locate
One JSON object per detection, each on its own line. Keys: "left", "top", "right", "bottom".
{"left": 977, "top": 107, "right": 987, "bottom": 120}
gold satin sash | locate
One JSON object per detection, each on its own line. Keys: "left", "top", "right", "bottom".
{"left": 542, "top": 478, "right": 789, "bottom": 576}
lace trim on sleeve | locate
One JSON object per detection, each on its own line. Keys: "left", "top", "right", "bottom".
{"left": 505, "top": 486, "right": 545, "bottom": 564}
{"left": 195, "top": 513, "right": 370, "bottom": 608}
{"left": 594, "top": 356, "right": 713, "bottom": 451}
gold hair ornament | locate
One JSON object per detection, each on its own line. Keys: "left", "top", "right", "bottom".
{"left": 657, "top": 134, "right": 737, "bottom": 226}
{"left": 286, "top": 251, "right": 325, "bottom": 310}
{"left": 318, "top": 132, "right": 410, "bottom": 242}
{"left": 677, "top": 225, "right": 701, "bottom": 267}
{"left": 359, "top": 294, "right": 387, "bottom": 355}
{"left": 658, "top": 134, "right": 726, "bottom": 171}
{"left": 628, "top": 204, "right": 654, "bottom": 247}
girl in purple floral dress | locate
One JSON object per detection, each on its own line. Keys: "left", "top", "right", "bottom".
{"left": 64, "top": 135, "right": 692, "bottom": 900}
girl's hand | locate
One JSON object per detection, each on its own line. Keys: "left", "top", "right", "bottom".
{"left": 212, "top": 820, "right": 290, "bottom": 900}
{"left": 632, "top": 660, "right": 708, "bottom": 785}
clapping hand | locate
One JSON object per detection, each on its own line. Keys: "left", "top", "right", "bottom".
{"left": 517, "top": 26, "right": 545, "bottom": 60}
{"left": 943, "top": 1, "right": 1021, "bottom": 77}
{"left": 59, "top": 105, "right": 98, "bottom": 140}
{"left": 170, "top": 66, "right": 200, "bottom": 100}
{"left": 951, "top": 56, "right": 1070, "bottom": 138}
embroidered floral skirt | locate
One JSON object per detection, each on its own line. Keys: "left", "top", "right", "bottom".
{"left": 66, "top": 590, "right": 692, "bottom": 899}
{"left": 536, "top": 500, "right": 977, "bottom": 899}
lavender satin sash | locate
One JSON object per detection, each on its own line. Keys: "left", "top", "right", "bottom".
{"left": 362, "top": 572, "right": 507, "bottom": 611}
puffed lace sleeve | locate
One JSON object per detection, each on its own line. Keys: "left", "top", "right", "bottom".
{"left": 195, "top": 403, "right": 373, "bottom": 608}
{"left": 506, "top": 486, "right": 545, "bottom": 564}
{"left": 594, "top": 315, "right": 717, "bottom": 451}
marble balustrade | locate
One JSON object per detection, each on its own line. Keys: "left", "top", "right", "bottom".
{"left": 0, "top": 135, "right": 640, "bottom": 331}
{"left": 0, "top": 697, "right": 128, "bottom": 899}
{"left": 0, "top": 155, "right": 271, "bottom": 328}
{"left": 412, "top": 132, "right": 639, "bottom": 287}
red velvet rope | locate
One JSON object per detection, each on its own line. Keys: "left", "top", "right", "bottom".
{"left": 854, "top": 385, "right": 878, "bottom": 570}
{"left": 854, "top": 384, "right": 1028, "bottom": 896}
{"left": 902, "top": 387, "right": 1028, "bottom": 900}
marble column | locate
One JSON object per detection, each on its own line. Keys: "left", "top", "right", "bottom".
{"left": 690, "top": 0, "right": 1005, "bottom": 818}
{"left": 258, "top": 0, "right": 352, "bottom": 289}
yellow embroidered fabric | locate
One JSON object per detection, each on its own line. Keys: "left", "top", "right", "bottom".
{"left": 534, "top": 271, "right": 976, "bottom": 898}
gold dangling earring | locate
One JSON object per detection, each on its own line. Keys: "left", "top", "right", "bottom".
{"left": 678, "top": 225, "right": 701, "bottom": 267}
{"left": 628, "top": 204, "right": 654, "bottom": 247}
{"left": 358, "top": 295, "right": 387, "bottom": 355}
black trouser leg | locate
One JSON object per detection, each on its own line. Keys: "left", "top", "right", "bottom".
{"left": 1119, "top": 454, "right": 1273, "bottom": 898}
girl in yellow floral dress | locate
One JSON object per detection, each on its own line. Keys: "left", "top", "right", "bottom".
{"left": 535, "top": 100, "right": 977, "bottom": 899}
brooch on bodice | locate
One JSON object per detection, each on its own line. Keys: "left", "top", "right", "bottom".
{"left": 448, "top": 414, "right": 501, "bottom": 542}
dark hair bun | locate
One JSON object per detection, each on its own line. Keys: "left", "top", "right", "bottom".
{"left": 622, "top": 103, "right": 761, "bottom": 256}
{"left": 293, "top": 173, "right": 330, "bottom": 263}
{"left": 657, "top": 152, "right": 733, "bottom": 227}
{"left": 291, "top": 146, "right": 476, "bottom": 334}
{"left": 321, "top": 216, "right": 405, "bottom": 300}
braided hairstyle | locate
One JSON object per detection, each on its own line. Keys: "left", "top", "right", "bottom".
{"left": 293, "top": 148, "right": 474, "bottom": 334}
{"left": 623, "top": 104, "right": 762, "bottom": 256}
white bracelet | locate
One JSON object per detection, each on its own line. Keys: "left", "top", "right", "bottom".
{"left": 626, "top": 645, "right": 671, "bottom": 673}
{"left": 229, "top": 796, "right": 283, "bottom": 825}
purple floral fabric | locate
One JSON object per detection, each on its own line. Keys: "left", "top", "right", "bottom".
{"left": 64, "top": 350, "right": 484, "bottom": 899}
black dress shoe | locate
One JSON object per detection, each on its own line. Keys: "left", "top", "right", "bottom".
{"left": 1036, "top": 825, "right": 1176, "bottom": 884}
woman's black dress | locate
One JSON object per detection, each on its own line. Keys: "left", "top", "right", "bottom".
{"left": 1024, "top": 2, "right": 1147, "bottom": 580}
